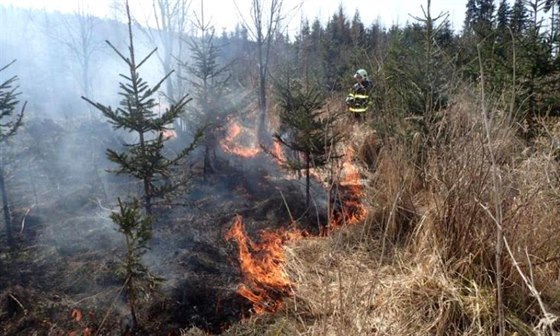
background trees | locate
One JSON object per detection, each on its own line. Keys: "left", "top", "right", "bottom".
{"left": 0, "top": 61, "right": 25, "bottom": 249}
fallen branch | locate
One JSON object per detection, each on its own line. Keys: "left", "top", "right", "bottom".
{"left": 8, "top": 293, "right": 27, "bottom": 315}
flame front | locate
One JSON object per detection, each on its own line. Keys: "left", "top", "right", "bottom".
{"left": 225, "top": 144, "right": 367, "bottom": 314}
{"left": 270, "top": 140, "right": 285, "bottom": 164}
{"left": 220, "top": 122, "right": 261, "bottom": 158}
{"left": 161, "top": 129, "right": 176, "bottom": 139}
{"left": 225, "top": 215, "right": 300, "bottom": 314}
{"left": 325, "top": 146, "right": 367, "bottom": 232}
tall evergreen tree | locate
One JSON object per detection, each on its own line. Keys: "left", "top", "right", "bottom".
{"left": 322, "top": 6, "right": 353, "bottom": 90}
{"left": 464, "top": 0, "right": 479, "bottom": 34}
{"left": 479, "top": 0, "right": 497, "bottom": 35}
{"left": 222, "top": 24, "right": 251, "bottom": 87}
{"left": 307, "top": 18, "right": 324, "bottom": 80}
{"left": 293, "top": 18, "right": 311, "bottom": 79}
{"left": 544, "top": 0, "right": 560, "bottom": 55}
{"left": 496, "top": 0, "right": 511, "bottom": 37}
{"left": 510, "top": 0, "right": 529, "bottom": 34}
{"left": 386, "top": 3, "right": 453, "bottom": 117}
{"left": 517, "top": 0, "right": 557, "bottom": 124}
{"left": 491, "top": 0, "right": 514, "bottom": 91}
{"left": 350, "top": 11, "right": 367, "bottom": 49}
{"left": 464, "top": 0, "right": 496, "bottom": 38}
{"left": 0, "top": 60, "right": 25, "bottom": 249}
{"left": 82, "top": 1, "right": 199, "bottom": 215}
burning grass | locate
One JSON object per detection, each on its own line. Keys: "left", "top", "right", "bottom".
{"left": 225, "top": 215, "right": 300, "bottom": 314}
{"left": 3, "top": 87, "right": 560, "bottom": 335}
{"left": 219, "top": 88, "right": 560, "bottom": 335}
{"left": 219, "top": 224, "right": 497, "bottom": 335}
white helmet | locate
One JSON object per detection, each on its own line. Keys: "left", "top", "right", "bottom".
{"left": 354, "top": 68, "right": 368, "bottom": 79}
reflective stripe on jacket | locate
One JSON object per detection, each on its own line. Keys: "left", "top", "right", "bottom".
{"left": 347, "top": 80, "right": 372, "bottom": 113}
{"left": 346, "top": 92, "right": 370, "bottom": 113}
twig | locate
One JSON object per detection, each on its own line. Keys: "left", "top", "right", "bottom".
{"left": 95, "top": 276, "right": 129, "bottom": 336}
{"left": 380, "top": 187, "right": 403, "bottom": 264}
{"left": 504, "top": 236, "right": 557, "bottom": 334}
{"left": 73, "top": 286, "right": 121, "bottom": 306}
{"left": 8, "top": 293, "right": 27, "bottom": 315}
{"left": 478, "top": 202, "right": 559, "bottom": 334}
{"left": 19, "top": 205, "right": 34, "bottom": 234}
{"left": 95, "top": 198, "right": 112, "bottom": 212}
{"left": 277, "top": 189, "right": 294, "bottom": 224}
{"left": 478, "top": 43, "right": 506, "bottom": 336}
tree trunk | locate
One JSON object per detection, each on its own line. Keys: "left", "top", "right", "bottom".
{"left": 305, "top": 152, "right": 310, "bottom": 208}
{"left": 0, "top": 163, "right": 14, "bottom": 249}
{"left": 203, "top": 144, "right": 214, "bottom": 177}
{"left": 257, "top": 47, "right": 271, "bottom": 147}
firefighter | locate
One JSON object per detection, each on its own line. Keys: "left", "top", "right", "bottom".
{"left": 345, "top": 68, "right": 373, "bottom": 119}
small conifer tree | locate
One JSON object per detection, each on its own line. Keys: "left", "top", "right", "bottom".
{"left": 273, "top": 70, "right": 343, "bottom": 208}
{"left": 181, "top": 18, "right": 242, "bottom": 176}
{"left": 82, "top": 2, "right": 200, "bottom": 214}
{"left": 111, "top": 197, "right": 160, "bottom": 331}
{"left": 0, "top": 60, "right": 25, "bottom": 249}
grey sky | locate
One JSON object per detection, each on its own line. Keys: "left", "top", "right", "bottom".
{"left": 0, "top": 0, "right": 468, "bottom": 32}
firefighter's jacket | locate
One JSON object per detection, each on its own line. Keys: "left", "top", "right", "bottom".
{"left": 346, "top": 80, "right": 372, "bottom": 113}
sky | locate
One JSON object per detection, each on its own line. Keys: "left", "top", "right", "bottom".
{"left": 0, "top": 0, "right": 468, "bottom": 32}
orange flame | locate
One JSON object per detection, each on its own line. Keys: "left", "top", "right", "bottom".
{"left": 323, "top": 146, "right": 367, "bottom": 233}
{"left": 225, "top": 215, "right": 301, "bottom": 314}
{"left": 271, "top": 140, "right": 285, "bottom": 165}
{"left": 220, "top": 122, "right": 261, "bottom": 158}
{"left": 68, "top": 309, "right": 92, "bottom": 336}
{"left": 226, "top": 144, "right": 367, "bottom": 315}
{"left": 161, "top": 129, "right": 176, "bottom": 139}
{"left": 71, "top": 309, "right": 82, "bottom": 322}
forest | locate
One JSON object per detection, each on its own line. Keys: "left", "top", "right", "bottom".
{"left": 1, "top": 0, "right": 560, "bottom": 335}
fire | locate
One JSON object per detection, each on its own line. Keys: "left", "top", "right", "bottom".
{"left": 161, "top": 128, "right": 176, "bottom": 139}
{"left": 340, "top": 148, "right": 361, "bottom": 186}
{"left": 270, "top": 140, "right": 285, "bottom": 164}
{"left": 71, "top": 309, "right": 82, "bottom": 322}
{"left": 220, "top": 121, "right": 261, "bottom": 158}
{"left": 67, "top": 309, "right": 92, "bottom": 336}
{"left": 225, "top": 215, "right": 301, "bottom": 314}
{"left": 324, "top": 146, "right": 367, "bottom": 232}
{"left": 225, "top": 142, "right": 367, "bottom": 315}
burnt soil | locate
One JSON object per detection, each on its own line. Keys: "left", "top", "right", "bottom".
{"left": 0, "top": 136, "right": 329, "bottom": 335}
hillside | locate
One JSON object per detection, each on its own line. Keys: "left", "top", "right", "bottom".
{"left": 1, "top": 90, "right": 559, "bottom": 335}
{"left": 2, "top": 0, "right": 560, "bottom": 335}
{"left": 211, "top": 92, "right": 560, "bottom": 336}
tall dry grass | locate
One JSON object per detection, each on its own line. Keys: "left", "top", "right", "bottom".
{"left": 362, "top": 86, "right": 560, "bottom": 333}
{"left": 208, "top": 86, "right": 560, "bottom": 335}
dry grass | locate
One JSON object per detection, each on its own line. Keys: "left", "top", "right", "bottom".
{"left": 220, "top": 88, "right": 560, "bottom": 335}
{"left": 220, "top": 224, "right": 497, "bottom": 335}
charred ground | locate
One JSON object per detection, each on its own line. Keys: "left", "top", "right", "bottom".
{"left": 0, "top": 115, "right": 343, "bottom": 335}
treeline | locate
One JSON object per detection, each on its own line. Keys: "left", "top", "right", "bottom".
{"left": 2, "top": 0, "right": 559, "bottom": 126}
{"left": 215, "top": 1, "right": 560, "bottom": 125}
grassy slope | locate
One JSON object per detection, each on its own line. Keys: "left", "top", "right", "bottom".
{"left": 200, "top": 89, "right": 560, "bottom": 336}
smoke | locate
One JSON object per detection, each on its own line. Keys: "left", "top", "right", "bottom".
{"left": 0, "top": 2, "right": 187, "bottom": 305}
{"left": 0, "top": 3, "right": 332, "bottom": 332}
